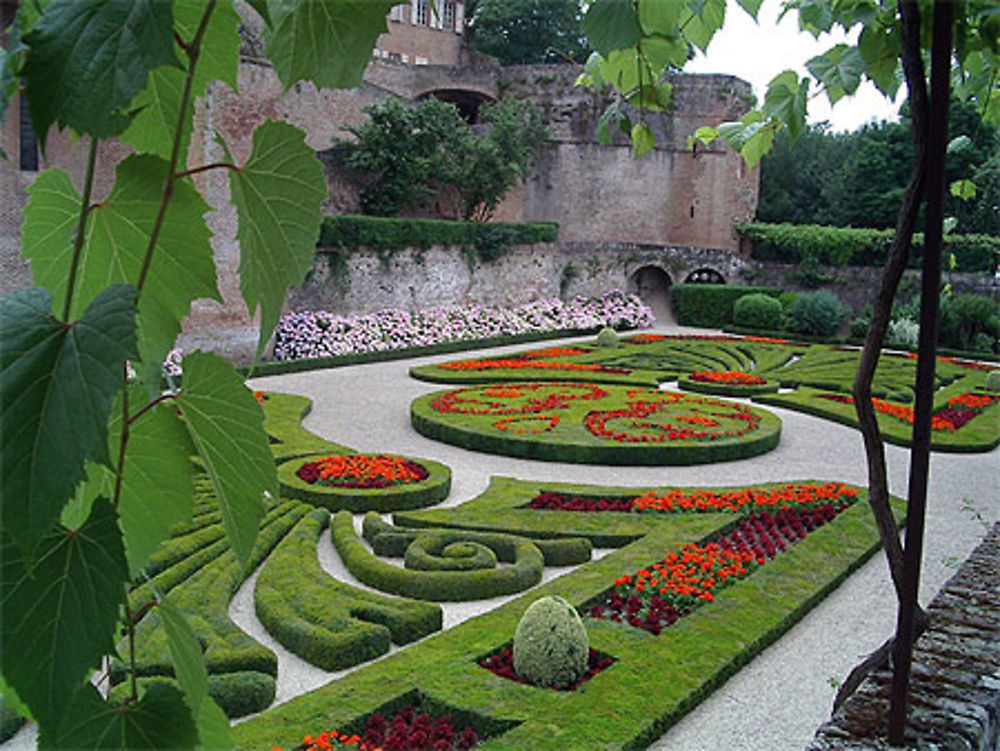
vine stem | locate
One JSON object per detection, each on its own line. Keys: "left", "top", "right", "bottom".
{"left": 175, "top": 161, "right": 239, "bottom": 180}
{"left": 62, "top": 138, "right": 100, "bottom": 321}
{"left": 136, "top": 0, "right": 218, "bottom": 294}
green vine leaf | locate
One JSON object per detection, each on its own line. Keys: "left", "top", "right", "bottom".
{"left": 582, "top": 0, "right": 642, "bottom": 57}
{"left": 265, "top": 0, "right": 398, "bottom": 90}
{"left": 0, "top": 498, "right": 127, "bottom": 730}
{"left": 0, "top": 285, "right": 137, "bottom": 552}
{"left": 42, "top": 683, "right": 198, "bottom": 750}
{"left": 24, "top": 155, "right": 220, "bottom": 391}
{"left": 949, "top": 178, "right": 977, "bottom": 201}
{"left": 631, "top": 122, "right": 655, "bottom": 157}
{"left": 111, "top": 391, "right": 195, "bottom": 577}
{"left": 22, "top": 0, "right": 179, "bottom": 142}
{"left": 857, "top": 21, "right": 901, "bottom": 99}
{"left": 679, "top": 0, "right": 727, "bottom": 54}
{"left": 121, "top": 0, "right": 241, "bottom": 161}
{"left": 638, "top": 0, "right": 682, "bottom": 35}
{"left": 159, "top": 597, "right": 210, "bottom": 711}
{"left": 222, "top": 121, "right": 326, "bottom": 351}
{"left": 176, "top": 351, "right": 276, "bottom": 566}
{"left": 763, "top": 70, "right": 810, "bottom": 139}
{"left": 806, "top": 44, "right": 865, "bottom": 105}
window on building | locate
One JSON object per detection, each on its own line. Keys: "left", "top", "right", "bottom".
{"left": 19, "top": 94, "right": 38, "bottom": 172}
{"left": 443, "top": 0, "right": 456, "bottom": 30}
{"left": 389, "top": 5, "right": 404, "bottom": 22}
{"left": 415, "top": 0, "right": 429, "bottom": 26}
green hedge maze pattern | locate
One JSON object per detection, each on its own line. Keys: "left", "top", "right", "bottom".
{"left": 412, "top": 382, "right": 783, "bottom": 465}
{"left": 410, "top": 335, "right": 1000, "bottom": 452}
{"left": 109, "top": 393, "right": 452, "bottom": 717}
{"left": 233, "top": 476, "right": 904, "bottom": 750}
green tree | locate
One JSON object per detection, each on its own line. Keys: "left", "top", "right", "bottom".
{"left": 467, "top": 0, "right": 592, "bottom": 65}
{"left": 339, "top": 96, "right": 547, "bottom": 220}
{"left": 0, "top": 0, "right": 396, "bottom": 746}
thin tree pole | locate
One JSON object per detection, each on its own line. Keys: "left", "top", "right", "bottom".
{"left": 887, "top": 0, "right": 954, "bottom": 743}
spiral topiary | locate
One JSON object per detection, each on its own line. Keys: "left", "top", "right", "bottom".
{"left": 985, "top": 370, "right": 1000, "bottom": 392}
{"left": 512, "top": 596, "right": 589, "bottom": 688}
{"left": 595, "top": 326, "right": 621, "bottom": 348}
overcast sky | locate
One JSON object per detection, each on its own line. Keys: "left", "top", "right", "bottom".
{"left": 683, "top": 0, "right": 904, "bottom": 132}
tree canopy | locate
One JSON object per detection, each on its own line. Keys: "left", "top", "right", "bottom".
{"left": 466, "top": 0, "right": 592, "bottom": 66}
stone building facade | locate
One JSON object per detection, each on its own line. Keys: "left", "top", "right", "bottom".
{"left": 1, "top": 2, "right": 758, "bottom": 359}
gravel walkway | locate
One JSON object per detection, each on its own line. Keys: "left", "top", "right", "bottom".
{"left": 5, "top": 326, "right": 996, "bottom": 750}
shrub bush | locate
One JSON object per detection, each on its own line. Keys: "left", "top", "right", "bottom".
{"left": 596, "top": 326, "right": 622, "bottom": 348}
{"left": 739, "top": 221, "right": 1000, "bottom": 272}
{"left": 671, "top": 284, "right": 782, "bottom": 328}
{"left": 732, "top": 293, "right": 783, "bottom": 330}
{"left": 512, "top": 596, "right": 589, "bottom": 688}
{"left": 985, "top": 370, "right": 1000, "bottom": 391}
{"left": 887, "top": 317, "right": 920, "bottom": 347}
{"left": 786, "top": 290, "right": 849, "bottom": 337}
{"left": 318, "top": 215, "right": 558, "bottom": 252}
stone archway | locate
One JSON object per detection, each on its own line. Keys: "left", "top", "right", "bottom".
{"left": 684, "top": 268, "right": 727, "bottom": 285}
{"left": 628, "top": 265, "right": 674, "bottom": 325}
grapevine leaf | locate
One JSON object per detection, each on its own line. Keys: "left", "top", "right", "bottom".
{"left": 22, "top": 0, "right": 178, "bottom": 142}
{"left": 689, "top": 125, "right": 719, "bottom": 149}
{"left": 741, "top": 122, "right": 778, "bottom": 168}
{"left": 949, "top": 178, "right": 977, "bottom": 200}
{"left": 223, "top": 122, "right": 326, "bottom": 351}
{"left": 0, "top": 498, "right": 127, "bottom": 730}
{"left": 22, "top": 167, "right": 80, "bottom": 311}
{"left": 641, "top": 34, "right": 688, "bottom": 70}
{"left": 763, "top": 70, "right": 809, "bottom": 139}
{"left": 24, "top": 155, "right": 219, "bottom": 391}
{"left": 735, "top": 0, "right": 763, "bottom": 18}
{"left": 176, "top": 351, "right": 275, "bottom": 566}
{"left": 679, "top": 0, "right": 727, "bottom": 53}
{"left": 806, "top": 44, "right": 864, "bottom": 105}
{"left": 638, "top": 0, "right": 682, "bottom": 35}
{"left": 42, "top": 683, "right": 198, "bottom": 750}
{"left": 159, "top": 597, "right": 209, "bottom": 710}
{"left": 121, "top": 0, "right": 241, "bottom": 161}
{"left": 196, "top": 699, "right": 233, "bottom": 751}
{"left": 794, "top": 0, "right": 835, "bottom": 36}
{"left": 582, "top": 0, "right": 642, "bottom": 57}
{"left": 0, "top": 286, "right": 136, "bottom": 552}
{"left": 112, "top": 392, "right": 195, "bottom": 576}
{"left": 858, "top": 21, "right": 901, "bottom": 99}
{"left": 265, "top": 0, "right": 397, "bottom": 90}
{"left": 631, "top": 122, "right": 655, "bottom": 157}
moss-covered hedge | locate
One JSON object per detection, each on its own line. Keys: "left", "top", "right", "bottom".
{"left": 254, "top": 510, "right": 442, "bottom": 671}
{"left": 331, "top": 511, "right": 546, "bottom": 601}
{"left": 318, "top": 215, "right": 558, "bottom": 253}
{"left": 234, "top": 479, "right": 904, "bottom": 751}
{"left": 277, "top": 453, "right": 451, "bottom": 513}
{"left": 670, "top": 284, "right": 782, "bottom": 328}
{"left": 739, "top": 221, "right": 1000, "bottom": 272}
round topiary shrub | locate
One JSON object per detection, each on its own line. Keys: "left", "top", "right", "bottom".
{"left": 596, "top": 326, "right": 621, "bottom": 348}
{"left": 786, "top": 290, "right": 849, "bottom": 337}
{"left": 732, "top": 293, "right": 782, "bottom": 330}
{"left": 985, "top": 370, "right": 1000, "bottom": 392}
{"left": 513, "top": 596, "right": 589, "bottom": 688}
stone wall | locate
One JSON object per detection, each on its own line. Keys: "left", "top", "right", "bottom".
{"left": 808, "top": 522, "right": 1000, "bottom": 750}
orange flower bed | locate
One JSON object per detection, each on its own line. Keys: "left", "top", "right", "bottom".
{"left": 633, "top": 482, "right": 857, "bottom": 514}
{"left": 295, "top": 454, "right": 429, "bottom": 489}
{"left": 947, "top": 393, "right": 994, "bottom": 409}
{"left": 522, "top": 346, "right": 589, "bottom": 359}
{"left": 438, "top": 357, "right": 628, "bottom": 374}
{"left": 817, "top": 392, "right": 997, "bottom": 432}
{"left": 689, "top": 371, "right": 767, "bottom": 385}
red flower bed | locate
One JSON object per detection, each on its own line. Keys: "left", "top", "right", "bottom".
{"left": 254, "top": 390, "right": 269, "bottom": 403}
{"left": 438, "top": 357, "right": 629, "bottom": 375}
{"left": 522, "top": 346, "right": 590, "bottom": 359}
{"left": 817, "top": 392, "right": 997, "bottom": 432}
{"left": 588, "top": 503, "right": 847, "bottom": 635}
{"left": 627, "top": 334, "right": 790, "bottom": 345}
{"left": 583, "top": 398, "right": 761, "bottom": 443}
{"left": 528, "top": 491, "right": 634, "bottom": 513}
{"left": 288, "top": 706, "right": 479, "bottom": 751}
{"left": 478, "top": 645, "right": 614, "bottom": 691}
{"left": 430, "top": 383, "right": 609, "bottom": 416}
{"left": 906, "top": 353, "right": 994, "bottom": 371}
{"left": 689, "top": 371, "right": 767, "bottom": 385}
{"left": 296, "top": 454, "right": 429, "bottom": 489}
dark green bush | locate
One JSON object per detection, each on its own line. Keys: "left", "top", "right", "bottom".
{"left": 671, "top": 284, "right": 782, "bottom": 328}
{"left": 732, "top": 293, "right": 783, "bottom": 330}
{"left": 318, "top": 215, "right": 558, "bottom": 254}
{"left": 739, "top": 221, "right": 1000, "bottom": 272}
{"left": 786, "top": 290, "right": 850, "bottom": 337}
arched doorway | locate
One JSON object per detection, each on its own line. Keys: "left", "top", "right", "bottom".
{"left": 628, "top": 265, "right": 673, "bottom": 325}
{"left": 417, "top": 88, "right": 494, "bottom": 123}
{"left": 684, "top": 268, "right": 726, "bottom": 285}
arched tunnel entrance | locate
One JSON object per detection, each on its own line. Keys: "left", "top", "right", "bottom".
{"left": 417, "top": 88, "right": 494, "bottom": 123}
{"left": 628, "top": 265, "right": 674, "bottom": 325}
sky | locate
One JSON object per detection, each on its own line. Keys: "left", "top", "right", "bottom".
{"left": 684, "top": 0, "right": 904, "bottom": 132}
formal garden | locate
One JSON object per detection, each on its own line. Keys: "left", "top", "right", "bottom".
{"left": 3, "top": 0, "right": 999, "bottom": 749}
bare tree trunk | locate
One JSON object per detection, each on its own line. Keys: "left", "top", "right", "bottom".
{"left": 851, "top": 0, "right": 929, "bottom": 601}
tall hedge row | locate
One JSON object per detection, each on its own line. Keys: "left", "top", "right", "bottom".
{"left": 739, "top": 222, "right": 999, "bottom": 272}
{"left": 670, "top": 284, "right": 782, "bottom": 328}
{"left": 318, "top": 215, "right": 559, "bottom": 254}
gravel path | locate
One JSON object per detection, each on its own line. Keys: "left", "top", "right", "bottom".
{"left": 5, "top": 325, "right": 996, "bottom": 750}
